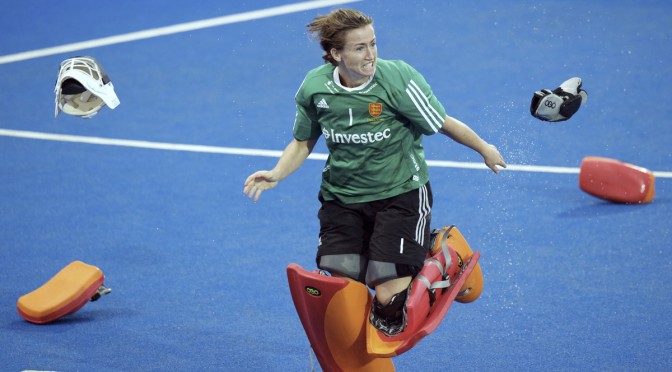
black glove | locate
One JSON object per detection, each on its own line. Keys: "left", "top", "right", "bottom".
{"left": 530, "top": 77, "right": 587, "bottom": 122}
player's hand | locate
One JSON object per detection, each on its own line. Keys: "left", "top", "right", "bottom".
{"left": 244, "top": 170, "right": 280, "bottom": 202}
{"left": 482, "top": 144, "right": 507, "bottom": 174}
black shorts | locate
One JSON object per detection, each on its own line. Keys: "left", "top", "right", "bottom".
{"left": 316, "top": 182, "right": 433, "bottom": 269}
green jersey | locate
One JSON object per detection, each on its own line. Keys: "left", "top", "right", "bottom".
{"left": 293, "top": 59, "right": 446, "bottom": 203}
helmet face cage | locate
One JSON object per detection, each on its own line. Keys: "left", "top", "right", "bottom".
{"left": 54, "top": 56, "right": 119, "bottom": 118}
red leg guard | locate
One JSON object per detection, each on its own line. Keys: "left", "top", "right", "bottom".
{"left": 287, "top": 264, "right": 395, "bottom": 372}
{"left": 365, "top": 227, "right": 481, "bottom": 357}
{"left": 579, "top": 156, "right": 655, "bottom": 204}
{"left": 287, "top": 226, "right": 482, "bottom": 362}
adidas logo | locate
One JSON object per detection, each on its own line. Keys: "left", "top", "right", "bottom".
{"left": 317, "top": 98, "right": 329, "bottom": 109}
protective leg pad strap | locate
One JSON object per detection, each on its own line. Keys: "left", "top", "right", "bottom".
{"left": 579, "top": 156, "right": 655, "bottom": 204}
{"left": 286, "top": 264, "right": 394, "bottom": 372}
{"left": 17, "top": 261, "right": 106, "bottom": 324}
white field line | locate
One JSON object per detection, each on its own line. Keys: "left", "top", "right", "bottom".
{"left": 0, "top": 0, "right": 363, "bottom": 64}
{"left": 2, "top": 128, "right": 671, "bottom": 178}
{"left": 425, "top": 160, "right": 581, "bottom": 174}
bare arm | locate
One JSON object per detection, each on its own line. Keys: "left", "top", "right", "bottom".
{"left": 439, "top": 115, "right": 507, "bottom": 173}
{"left": 243, "top": 137, "right": 318, "bottom": 202}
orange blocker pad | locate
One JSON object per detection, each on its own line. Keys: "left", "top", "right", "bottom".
{"left": 366, "top": 249, "right": 480, "bottom": 357}
{"left": 287, "top": 264, "right": 394, "bottom": 372}
{"left": 579, "top": 156, "right": 655, "bottom": 204}
{"left": 17, "top": 261, "right": 110, "bottom": 324}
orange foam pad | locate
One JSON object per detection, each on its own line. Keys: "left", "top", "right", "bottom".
{"left": 579, "top": 156, "right": 655, "bottom": 204}
{"left": 17, "top": 261, "right": 105, "bottom": 324}
{"left": 366, "top": 250, "right": 480, "bottom": 357}
{"left": 441, "top": 226, "right": 483, "bottom": 303}
{"left": 287, "top": 264, "right": 394, "bottom": 372}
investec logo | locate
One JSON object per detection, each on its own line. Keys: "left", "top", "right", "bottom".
{"left": 322, "top": 128, "right": 391, "bottom": 144}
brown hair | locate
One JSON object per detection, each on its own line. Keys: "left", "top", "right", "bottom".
{"left": 307, "top": 9, "right": 373, "bottom": 65}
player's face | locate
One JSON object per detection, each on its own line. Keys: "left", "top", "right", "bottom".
{"left": 331, "top": 25, "right": 377, "bottom": 87}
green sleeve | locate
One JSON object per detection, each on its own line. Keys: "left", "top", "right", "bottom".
{"left": 392, "top": 62, "right": 447, "bottom": 135}
{"left": 292, "top": 82, "right": 322, "bottom": 141}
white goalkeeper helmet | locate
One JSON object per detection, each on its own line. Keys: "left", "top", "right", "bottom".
{"left": 54, "top": 56, "right": 120, "bottom": 118}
